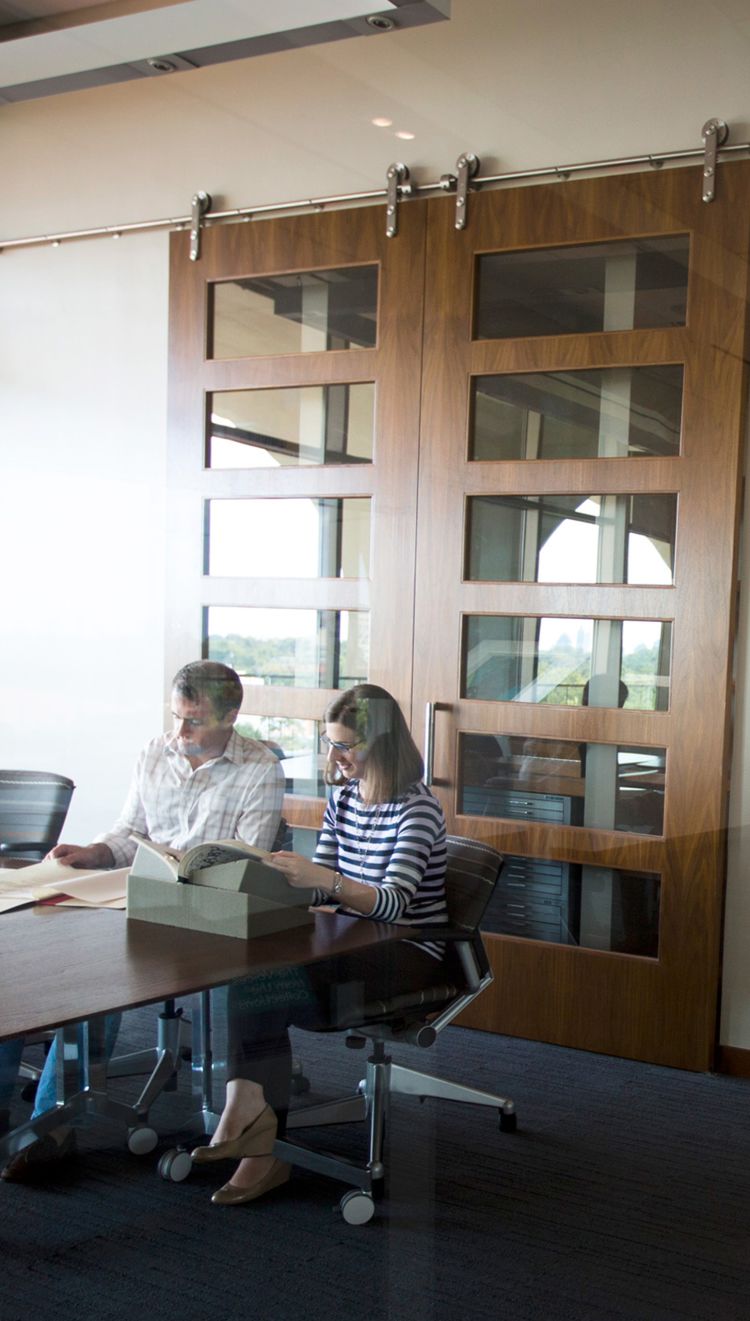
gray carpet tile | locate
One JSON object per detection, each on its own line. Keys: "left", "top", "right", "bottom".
{"left": 1, "top": 1008, "right": 749, "bottom": 1321}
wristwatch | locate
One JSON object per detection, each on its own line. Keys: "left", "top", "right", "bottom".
{"left": 330, "top": 872, "right": 344, "bottom": 897}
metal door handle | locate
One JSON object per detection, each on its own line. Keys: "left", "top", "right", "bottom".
{"left": 424, "top": 702, "right": 436, "bottom": 785}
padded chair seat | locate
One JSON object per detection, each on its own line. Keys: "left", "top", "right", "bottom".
{"left": 319, "top": 979, "right": 463, "bottom": 1034}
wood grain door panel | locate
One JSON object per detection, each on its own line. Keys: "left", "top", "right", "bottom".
{"left": 413, "top": 163, "right": 750, "bottom": 1069}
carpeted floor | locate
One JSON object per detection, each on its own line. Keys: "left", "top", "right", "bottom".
{"left": 1, "top": 1009, "right": 749, "bottom": 1321}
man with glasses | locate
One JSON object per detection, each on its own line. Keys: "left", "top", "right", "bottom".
{"left": 0, "top": 659, "right": 285, "bottom": 1180}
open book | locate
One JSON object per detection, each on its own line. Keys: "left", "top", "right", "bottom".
{"left": 130, "top": 835, "right": 297, "bottom": 901}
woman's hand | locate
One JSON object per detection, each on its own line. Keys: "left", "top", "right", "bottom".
{"left": 270, "top": 852, "right": 378, "bottom": 915}
{"left": 268, "top": 851, "right": 334, "bottom": 892}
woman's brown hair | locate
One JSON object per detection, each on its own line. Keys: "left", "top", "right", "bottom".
{"left": 324, "top": 684, "right": 423, "bottom": 802}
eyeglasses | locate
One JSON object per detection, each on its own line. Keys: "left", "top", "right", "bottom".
{"left": 320, "top": 734, "right": 364, "bottom": 753}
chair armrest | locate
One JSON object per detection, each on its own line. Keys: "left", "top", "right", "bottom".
{"left": 393, "top": 922, "right": 490, "bottom": 963}
{"left": 384, "top": 922, "right": 471, "bottom": 943}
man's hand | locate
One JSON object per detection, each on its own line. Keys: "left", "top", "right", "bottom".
{"left": 45, "top": 842, "right": 116, "bottom": 869}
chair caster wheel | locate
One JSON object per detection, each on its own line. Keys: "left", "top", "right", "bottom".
{"left": 499, "top": 1109, "right": 517, "bottom": 1133}
{"left": 158, "top": 1148, "right": 193, "bottom": 1182}
{"left": 339, "top": 1190, "right": 375, "bottom": 1225}
{"left": 290, "top": 1074, "right": 310, "bottom": 1095}
{"left": 127, "top": 1125, "right": 158, "bottom": 1155}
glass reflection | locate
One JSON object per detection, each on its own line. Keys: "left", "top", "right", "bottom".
{"left": 466, "top": 493, "right": 677, "bottom": 585}
{"left": 482, "top": 854, "right": 660, "bottom": 957}
{"left": 470, "top": 365, "right": 683, "bottom": 461}
{"left": 205, "top": 606, "right": 369, "bottom": 689}
{"left": 210, "top": 266, "right": 378, "bottom": 358}
{"left": 290, "top": 826, "right": 321, "bottom": 859}
{"left": 462, "top": 616, "right": 671, "bottom": 710}
{"left": 475, "top": 235, "right": 689, "bottom": 339}
{"left": 206, "top": 497, "right": 371, "bottom": 579}
{"left": 233, "top": 717, "right": 326, "bottom": 800}
{"left": 208, "top": 384, "right": 374, "bottom": 468}
{"left": 459, "top": 733, "right": 665, "bottom": 835}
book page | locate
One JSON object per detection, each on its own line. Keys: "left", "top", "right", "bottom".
{"left": 130, "top": 840, "right": 179, "bottom": 884}
{"left": 54, "top": 894, "right": 128, "bottom": 910}
{"left": 0, "top": 858, "right": 103, "bottom": 902}
{"left": 129, "top": 833, "right": 182, "bottom": 862}
{"left": 180, "top": 839, "right": 271, "bottom": 877}
{"left": 0, "top": 893, "right": 36, "bottom": 914}
{"left": 0, "top": 861, "right": 130, "bottom": 912}
{"left": 45, "top": 866, "right": 130, "bottom": 905}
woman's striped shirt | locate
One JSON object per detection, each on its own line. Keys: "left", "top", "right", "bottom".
{"left": 312, "top": 780, "right": 448, "bottom": 959}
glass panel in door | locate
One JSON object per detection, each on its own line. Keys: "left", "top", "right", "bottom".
{"left": 210, "top": 265, "right": 379, "bottom": 358}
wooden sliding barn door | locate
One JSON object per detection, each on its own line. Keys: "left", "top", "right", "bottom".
{"left": 412, "top": 163, "right": 750, "bottom": 1069}
{"left": 166, "top": 202, "right": 427, "bottom": 842}
{"left": 167, "top": 163, "right": 750, "bottom": 1068}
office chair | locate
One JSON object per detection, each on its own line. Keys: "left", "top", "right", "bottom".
{"left": 0, "top": 769, "right": 75, "bottom": 862}
{"left": 0, "top": 770, "right": 76, "bottom": 1094}
{"left": 277, "top": 835, "right": 515, "bottom": 1224}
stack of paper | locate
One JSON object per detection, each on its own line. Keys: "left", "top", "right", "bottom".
{"left": 0, "top": 859, "right": 129, "bottom": 913}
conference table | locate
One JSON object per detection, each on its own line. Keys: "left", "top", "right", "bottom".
{"left": 0, "top": 903, "right": 402, "bottom": 1201}
{"left": 0, "top": 904, "right": 399, "bottom": 1041}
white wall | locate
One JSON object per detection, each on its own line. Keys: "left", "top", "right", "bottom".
{"left": 1, "top": 0, "right": 749, "bottom": 1047}
{"left": 0, "top": 237, "right": 168, "bottom": 840}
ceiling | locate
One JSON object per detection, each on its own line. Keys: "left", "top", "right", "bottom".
{"left": 0, "top": 0, "right": 448, "bottom": 102}
{"left": 2, "top": 0, "right": 748, "bottom": 246}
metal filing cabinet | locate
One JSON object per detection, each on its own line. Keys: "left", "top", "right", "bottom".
{"left": 462, "top": 787, "right": 579, "bottom": 945}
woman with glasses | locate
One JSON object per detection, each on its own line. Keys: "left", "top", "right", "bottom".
{"left": 192, "top": 683, "right": 450, "bottom": 1206}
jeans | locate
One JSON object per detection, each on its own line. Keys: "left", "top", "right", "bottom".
{"left": 0, "top": 1014, "right": 122, "bottom": 1119}
{"left": 0, "top": 1039, "right": 23, "bottom": 1113}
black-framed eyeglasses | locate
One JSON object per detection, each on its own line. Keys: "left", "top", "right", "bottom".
{"left": 320, "top": 734, "right": 364, "bottom": 753}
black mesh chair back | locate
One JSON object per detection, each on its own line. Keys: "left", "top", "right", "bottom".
{"left": 0, "top": 770, "right": 75, "bottom": 861}
{"left": 444, "top": 835, "right": 504, "bottom": 931}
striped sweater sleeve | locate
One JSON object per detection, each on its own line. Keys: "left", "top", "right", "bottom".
{"left": 366, "top": 793, "right": 445, "bottom": 923}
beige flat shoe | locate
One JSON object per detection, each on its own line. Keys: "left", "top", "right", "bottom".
{"left": 191, "top": 1104, "right": 277, "bottom": 1163}
{"left": 211, "top": 1158, "right": 291, "bottom": 1206}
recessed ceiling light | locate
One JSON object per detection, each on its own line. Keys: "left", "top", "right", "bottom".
{"left": 395, "top": 130, "right": 416, "bottom": 140}
{"left": 371, "top": 117, "right": 393, "bottom": 128}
